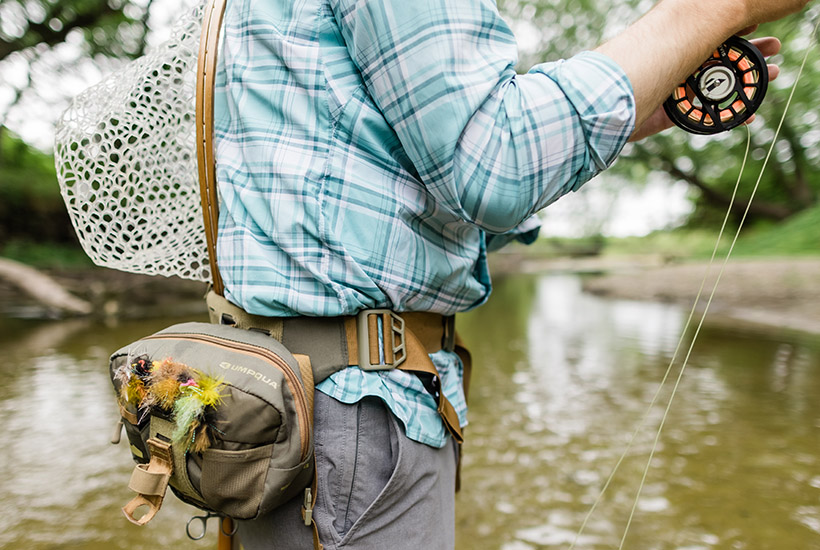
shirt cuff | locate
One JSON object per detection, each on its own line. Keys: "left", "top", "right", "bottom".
{"left": 485, "top": 215, "right": 542, "bottom": 252}
{"left": 529, "top": 50, "right": 636, "bottom": 186}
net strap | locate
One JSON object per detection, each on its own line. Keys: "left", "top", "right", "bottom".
{"left": 196, "top": 0, "right": 227, "bottom": 296}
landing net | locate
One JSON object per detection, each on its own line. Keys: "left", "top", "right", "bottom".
{"left": 55, "top": 1, "right": 210, "bottom": 282}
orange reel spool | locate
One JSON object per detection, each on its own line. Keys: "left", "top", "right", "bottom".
{"left": 664, "top": 36, "right": 768, "bottom": 135}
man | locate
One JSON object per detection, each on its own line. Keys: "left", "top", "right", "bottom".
{"left": 211, "top": 0, "right": 808, "bottom": 548}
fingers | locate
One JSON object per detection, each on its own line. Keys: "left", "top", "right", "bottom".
{"left": 768, "top": 63, "right": 780, "bottom": 81}
{"left": 749, "top": 36, "right": 782, "bottom": 57}
{"left": 748, "top": 37, "right": 782, "bottom": 81}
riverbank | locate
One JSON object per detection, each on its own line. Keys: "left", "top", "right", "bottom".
{"left": 4, "top": 255, "right": 820, "bottom": 337}
{"left": 492, "top": 254, "right": 820, "bottom": 337}
{"left": 0, "top": 264, "right": 207, "bottom": 319}
{"left": 582, "top": 257, "right": 820, "bottom": 336}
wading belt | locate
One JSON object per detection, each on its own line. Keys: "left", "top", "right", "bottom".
{"left": 205, "top": 290, "right": 465, "bottom": 443}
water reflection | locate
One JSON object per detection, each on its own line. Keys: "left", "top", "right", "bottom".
{"left": 0, "top": 274, "right": 818, "bottom": 550}
{"left": 457, "top": 273, "right": 820, "bottom": 550}
{"left": 0, "top": 316, "right": 215, "bottom": 550}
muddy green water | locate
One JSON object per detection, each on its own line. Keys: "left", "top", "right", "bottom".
{"left": 1, "top": 273, "right": 818, "bottom": 549}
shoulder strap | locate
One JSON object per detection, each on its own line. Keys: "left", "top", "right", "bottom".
{"left": 196, "top": 0, "right": 228, "bottom": 296}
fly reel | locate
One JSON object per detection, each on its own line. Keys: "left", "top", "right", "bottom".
{"left": 664, "top": 35, "right": 768, "bottom": 135}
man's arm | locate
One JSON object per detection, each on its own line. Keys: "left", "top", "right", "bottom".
{"left": 328, "top": 0, "right": 808, "bottom": 233}
{"left": 597, "top": 0, "right": 809, "bottom": 135}
{"left": 330, "top": 0, "right": 637, "bottom": 233}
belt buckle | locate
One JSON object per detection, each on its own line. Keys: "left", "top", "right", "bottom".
{"left": 356, "top": 309, "right": 406, "bottom": 371}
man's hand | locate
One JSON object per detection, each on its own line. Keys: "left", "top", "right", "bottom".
{"left": 596, "top": 0, "right": 810, "bottom": 134}
{"left": 629, "top": 36, "right": 782, "bottom": 141}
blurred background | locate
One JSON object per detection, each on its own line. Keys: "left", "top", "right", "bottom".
{"left": 1, "top": 0, "right": 819, "bottom": 549}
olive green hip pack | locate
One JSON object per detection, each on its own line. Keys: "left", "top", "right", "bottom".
{"left": 109, "top": 294, "right": 463, "bottom": 527}
{"left": 110, "top": 321, "right": 317, "bottom": 525}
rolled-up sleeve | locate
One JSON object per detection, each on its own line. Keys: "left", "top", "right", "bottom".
{"left": 330, "top": 0, "right": 636, "bottom": 233}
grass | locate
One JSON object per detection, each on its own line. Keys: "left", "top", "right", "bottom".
{"left": 602, "top": 229, "right": 724, "bottom": 260}
{"left": 546, "top": 205, "right": 820, "bottom": 260}
{"left": 731, "top": 207, "right": 820, "bottom": 257}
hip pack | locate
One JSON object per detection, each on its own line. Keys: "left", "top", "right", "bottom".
{"left": 111, "top": 322, "right": 316, "bottom": 524}
{"left": 110, "top": 294, "right": 465, "bottom": 534}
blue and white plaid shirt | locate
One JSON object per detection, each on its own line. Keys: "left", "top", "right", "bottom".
{"left": 213, "top": 0, "right": 635, "bottom": 447}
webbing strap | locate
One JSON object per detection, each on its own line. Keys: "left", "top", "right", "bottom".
{"left": 151, "top": 416, "right": 202, "bottom": 504}
{"left": 207, "top": 290, "right": 464, "bottom": 443}
{"left": 453, "top": 333, "right": 471, "bottom": 491}
{"left": 128, "top": 463, "right": 171, "bottom": 496}
{"left": 122, "top": 438, "right": 173, "bottom": 525}
{"left": 294, "top": 354, "right": 316, "bottom": 421}
{"left": 118, "top": 401, "right": 138, "bottom": 425}
{"left": 294, "top": 354, "right": 321, "bottom": 550}
{"left": 386, "top": 325, "right": 463, "bottom": 443}
{"left": 196, "top": 0, "right": 227, "bottom": 296}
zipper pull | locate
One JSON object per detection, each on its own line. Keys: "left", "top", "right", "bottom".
{"left": 302, "top": 488, "right": 314, "bottom": 526}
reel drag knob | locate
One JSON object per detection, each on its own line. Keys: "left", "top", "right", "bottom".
{"left": 663, "top": 35, "right": 769, "bottom": 135}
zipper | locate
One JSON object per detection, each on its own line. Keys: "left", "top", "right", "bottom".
{"left": 143, "top": 332, "right": 310, "bottom": 461}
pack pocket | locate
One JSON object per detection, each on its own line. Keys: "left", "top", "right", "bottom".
{"left": 121, "top": 419, "right": 150, "bottom": 463}
{"left": 258, "top": 453, "right": 314, "bottom": 515}
{"left": 200, "top": 444, "right": 274, "bottom": 519}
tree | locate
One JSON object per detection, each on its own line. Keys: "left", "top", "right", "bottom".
{"left": 0, "top": 128, "right": 73, "bottom": 243}
{"left": 0, "top": 0, "right": 150, "bottom": 62}
{"left": 0, "top": 0, "right": 155, "bottom": 129}
{"left": 0, "top": 0, "right": 156, "bottom": 248}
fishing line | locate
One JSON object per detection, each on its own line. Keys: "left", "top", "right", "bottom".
{"left": 568, "top": 127, "right": 752, "bottom": 550}
{"left": 616, "top": 19, "right": 820, "bottom": 550}
{"left": 570, "top": 17, "right": 819, "bottom": 549}
{"left": 569, "top": 129, "right": 751, "bottom": 546}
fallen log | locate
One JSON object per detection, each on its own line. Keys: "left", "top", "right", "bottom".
{"left": 0, "top": 257, "right": 93, "bottom": 316}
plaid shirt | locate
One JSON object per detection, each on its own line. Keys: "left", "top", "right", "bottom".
{"left": 213, "top": 0, "right": 635, "bottom": 447}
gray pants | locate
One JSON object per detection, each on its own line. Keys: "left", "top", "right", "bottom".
{"left": 238, "top": 392, "right": 457, "bottom": 549}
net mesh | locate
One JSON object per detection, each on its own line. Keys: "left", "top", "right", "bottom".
{"left": 55, "top": 2, "right": 210, "bottom": 282}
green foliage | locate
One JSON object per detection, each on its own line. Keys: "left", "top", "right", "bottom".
{"left": 0, "top": 0, "right": 150, "bottom": 62}
{"left": 511, "top": 236, "right": 606, "bottom": 258}
{"left": 499, "top": 0, "right": 647, "bottom": 64}
{"left": 0, "top": 239, "right": 92, "bottom": 268}
{"left": 0, "top": 128, "right": 76, "bottom": 243}
{"left": 732, "top": 205, "right": 820, "bottom": 256}
{"left": 0, "top": 127, "right": 57, "bottom": 193}
{"left": 602, "top": 205, "right": 820, "bottom": 259}
{"left": 0, "top": 0, "right": 152, "bottom": 139}
{"left": 603, "top": 229, "right": 726, "bottom": 259}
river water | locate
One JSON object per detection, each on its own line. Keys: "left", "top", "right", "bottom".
{"left": 1, "top": 273, "right": 818, "bottom": 549}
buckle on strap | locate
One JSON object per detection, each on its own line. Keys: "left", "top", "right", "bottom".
{"left": 356, "top": 309, "right": 406, "bottom": 371}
